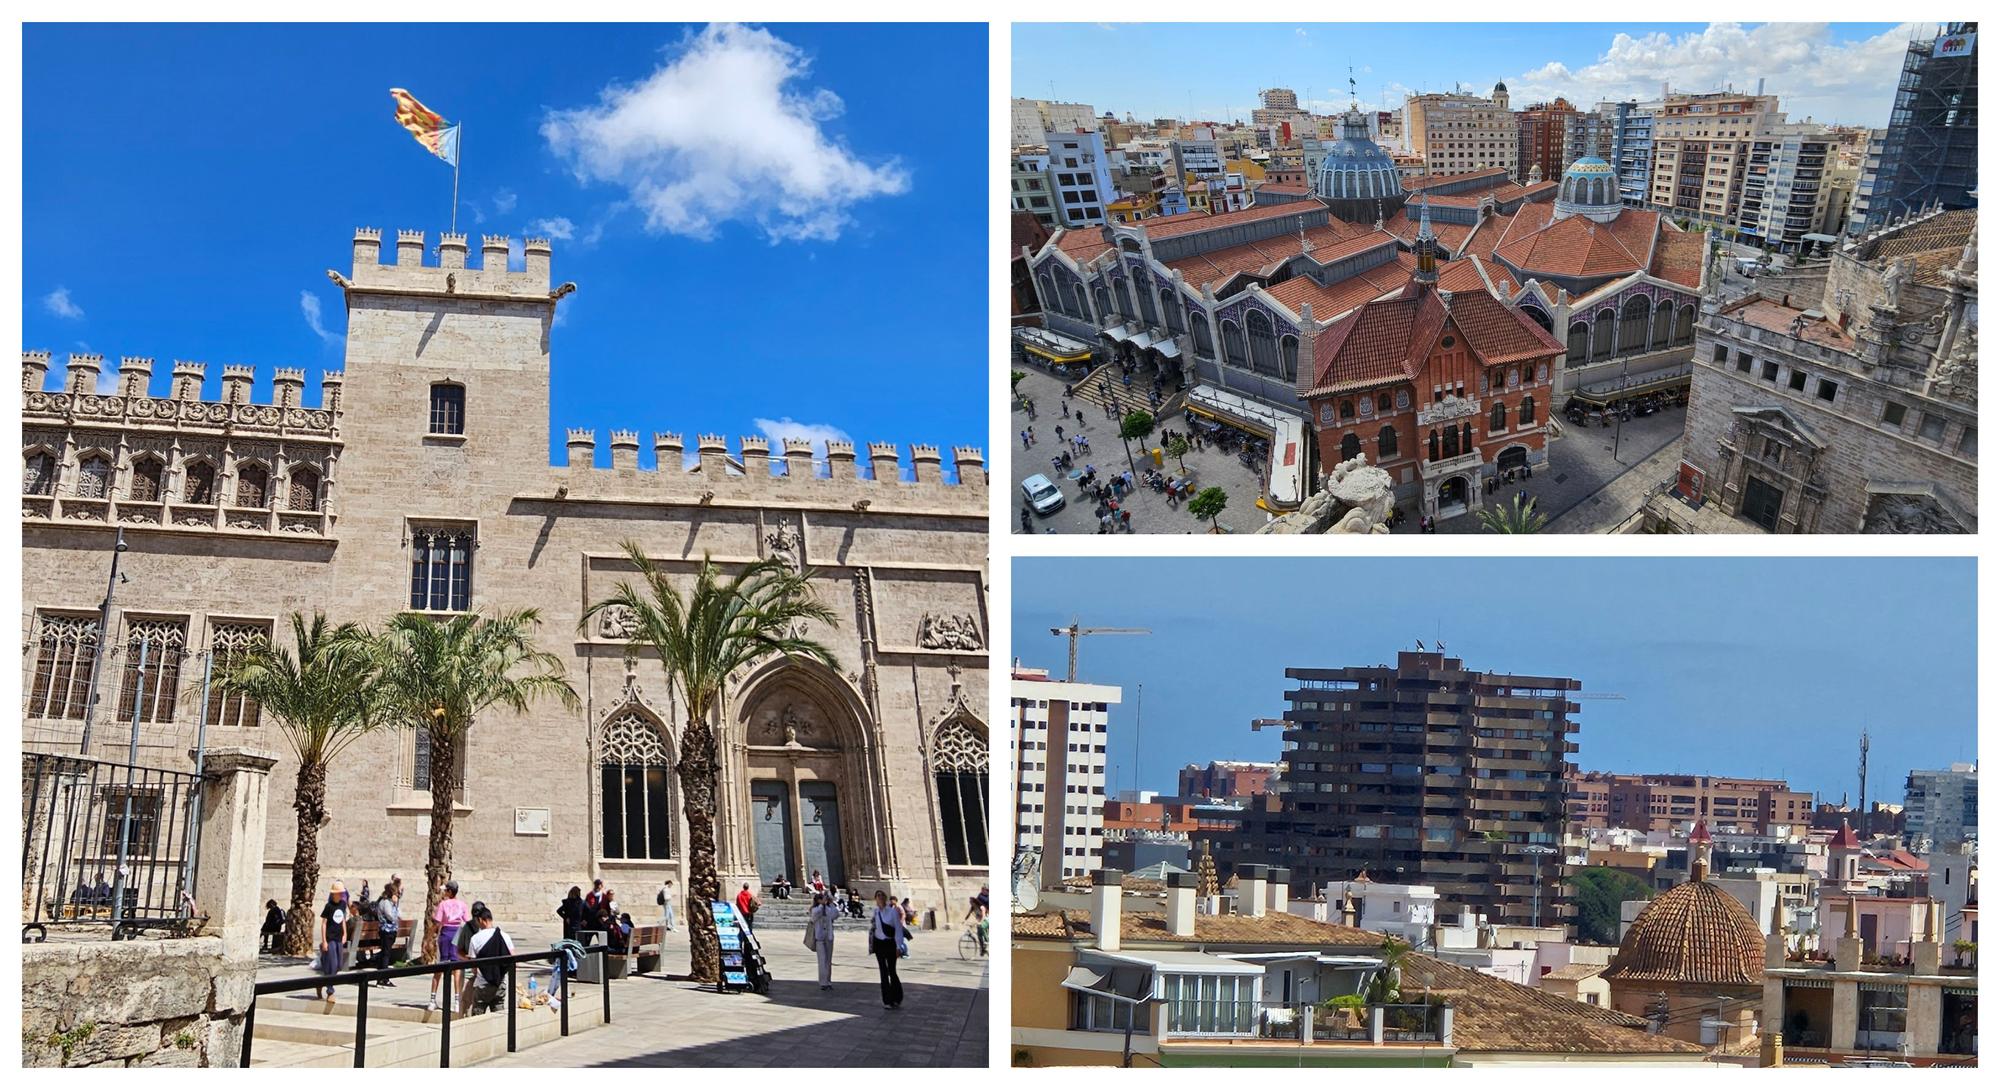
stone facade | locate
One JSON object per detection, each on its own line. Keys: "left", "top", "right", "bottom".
{"left": 20, "top": 229, "right": 990, "bottom": 926}
{"left": 1672, "top": 208, "right": 1976, "bottom": 532}
{"left": 20, "top": 937, "right": 254, "bottom": 1067}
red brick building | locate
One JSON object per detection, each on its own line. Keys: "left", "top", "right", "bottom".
{"left": 1177, "top": 760, "right": 1276, "bottom": 800}
{"left": 1300, "top": 196, "right": 1565, "bottom": 519}
{"left": 1515, "top": 98, "right": 1580, "bottom": 185}
{"left": 1567, "top": 770, "right": 1813, "bottom": 836}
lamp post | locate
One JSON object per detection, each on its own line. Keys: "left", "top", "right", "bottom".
{"left": 1522, "top": 844, "right": 1557, "bottom": 930}
{"left": 77, "top": 528, "right": 131, "bottom": 754}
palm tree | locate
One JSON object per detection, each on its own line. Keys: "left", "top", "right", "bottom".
{"left": 359, "top": 610, "right": 577, "bottom": 961}
{"left": 1476, "top": 493, "right": 1547, "bottom": 533}
{"left": 1366, "top": 936, "right": 1412, "bottom": 1005}
{"left": 582, "top": 543, "right": 839, "bottom": 983}
{"left": 213, "top": 612, "right": 381, "bottom": 956}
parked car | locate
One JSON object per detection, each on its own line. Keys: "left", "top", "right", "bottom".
{"left": 1020, "top": 474, "right": 1066, "bottom": 517}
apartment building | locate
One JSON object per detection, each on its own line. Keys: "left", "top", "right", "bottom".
{"left": 1220, "top": 649, "right": 1582, "bottom": 930}
{"left": 1647, "top": 91, "right": 1784, "bottom": 226}
{"left": 1012, "top": 666, "right": 1122, "bottom": 888}
{"left": 1608, "top": 99, "right": 1660, "bottom": 205}
{"left": 1903, "top": 763, "right": 1978, "bottom": 851}
{"left": 1567, "top": 771, "right": 1813, "bottom": 836}
{"left": 1405, "top": 83, "right": 1520, "bottom": 179}
{"left": 1735, "top": 125, "right": 1839, "bottom": 253}
{"left": 1515, "top": 98, "right": 1581, "bottom": 184}
{"left": 1045, "top": 130, "right": 1118, "bottom": 228}
{"left": 1011, "top": 150, "right": 1059, "bottom": 228}
{"left": 1012, "top": 97, "right": 1099, "bottom": 148}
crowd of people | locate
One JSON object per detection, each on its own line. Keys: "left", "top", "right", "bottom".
{"left": 279, "top": 869, "right": 988, "bottom": 1016}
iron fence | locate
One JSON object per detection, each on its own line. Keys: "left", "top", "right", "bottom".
{"left": 20, "top": 751, "right": 204, "bottom": 941}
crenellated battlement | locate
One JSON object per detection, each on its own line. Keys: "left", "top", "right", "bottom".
{"left": 21, "top": 351, "right": 342, "bottom": 439}
{"left": 345, "top": 226, "right": 555, "bottom": 299}
{"left": 551, "top": 430, "right": 987, "bottom": 505}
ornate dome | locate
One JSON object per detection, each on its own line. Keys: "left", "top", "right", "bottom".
{"left": 1604, "top": 877, "right": 1766, "bottom": 986}
{"left": 1555, "top": 156, "right": 1621, "bottom": 223}
{"left": 1313, "top": 107, "right": 1404, "bottom": 213}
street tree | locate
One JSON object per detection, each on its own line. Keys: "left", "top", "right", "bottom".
{"left": 1118, "top": 409, "right": 1155, "bottom": 477}
{"left": 1188, "top": 485, "right": 1228, "bottom": 532}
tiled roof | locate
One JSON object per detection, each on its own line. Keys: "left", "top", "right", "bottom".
{"left": 1263, "top": 260, "right": 1409, "bottom": 323}
{"left": 1306, "top": 280, "right": 1562, "bottom": 396}
{"left": 1405, "top": 167, "right": 1511, "bottom": 192}
{"left": 1142, "top": 200, "right": 1320, "bottom": 241}
{"left": 1648, "top": 225, "right": 1706, "bottom": 288}
{"left": 1009, "top": 909, "right": 1384, "bottom": 947}
{"left": 1604, "top": 879, "right": 1767, "bottom": 985}
{"left": 1401, "top": 953, "right": 1705, "bottom": 1056}
{"left": 1727, "top": 298, "right": 1857, "bottom": 351}
{"left": 1257, "top": 183, "right": 1311, "bottom": 196}
{"left": 1860, "top": 208, "right": 1975, "bottom": 263}
{"left": 1381, "top": 208, "right": 1476, "bottom": 255}
{"left": 1540, "top": 962, "right": 1607, "bottom": 982}
{"left": 1051, "top": 228, "right": 1112, "bottom": 265}
{"left": 1164, "top": 219, "right": 1377, "bottom": 289}
{"left": 1490, "top": 203, "right": 1659, "bottom": 279}
{"left": 1012, "top": 210, "right": 1052, "bottom": 255}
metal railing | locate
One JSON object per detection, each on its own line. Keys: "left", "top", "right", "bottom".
{"left": 21, "top": 751, "right": 204, "bottom": 942}
{"left": 244, "top": 942, "right": 612, "bottom": 1068}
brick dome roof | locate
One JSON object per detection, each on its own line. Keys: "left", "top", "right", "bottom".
{"left": 1603, "top": 879, "right": 1766, "bottom": 986}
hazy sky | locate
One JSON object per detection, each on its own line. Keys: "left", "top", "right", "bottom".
{"left": 1014, "top": 22, "right": 1928, "bottom": 128}
{"left": 1014, "top": 557, "right": 1977, "bottom": 805}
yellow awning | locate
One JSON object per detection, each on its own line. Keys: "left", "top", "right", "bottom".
{"left": 1025, "top": 343, "right": 1093, "bottom": 364}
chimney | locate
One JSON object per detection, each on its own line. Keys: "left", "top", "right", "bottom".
{"left": 118, "top": 356, "right": 154, "bottom": 399}
{"left": 1765, "top": 898, "right": 1788, "bottom": 968}
{"left": 609, "top": 430, "right": 640, "bottom": 471}
{"left": 1267, "top": 867, "right": 1290, "bottom": 915}
{"left": 1167, "top": 870, "right": 1198, "bottom": 937}
{"left": 1237, "top": 864, "right": 1268, "bottom": 918}
{"left": 1340, "top": 890, "right": 1358, "bottom": 929}
{"left": 1092, "top": 869, "right": 1124, "bottom": 952}
{"left": 565, "top": 428, "right": 597, "bottom": 468}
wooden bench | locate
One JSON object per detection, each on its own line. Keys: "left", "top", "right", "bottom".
{"left": 630, "top": 924, "right": 665, "bottom": 975}
{"left": 356, "top": 920, "right": 411, "bottom": 965}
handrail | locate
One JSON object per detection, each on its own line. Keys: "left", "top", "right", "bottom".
{"left": 243, "top": 942, "right": 611, "bottom": 1069}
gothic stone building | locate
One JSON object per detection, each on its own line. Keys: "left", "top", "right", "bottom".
{"left": 20, "top": 228, "right": 991, "bottom": 923}
{"left": 1669, "top": 207, "right": 1977, "bottom": 532}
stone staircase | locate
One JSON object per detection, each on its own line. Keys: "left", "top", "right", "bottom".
{"left": 748, "top": 899, "right": 873, "bottom": 932}
{"left": 247, "top": 979, "right": 609, "bottom": 1067}
{"left": 1064, "top": 364, "right": 1181, "bottom": 426}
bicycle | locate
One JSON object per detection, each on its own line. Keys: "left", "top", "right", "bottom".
{"left": 957, "top": 920, "right": 989, "bottom": 960}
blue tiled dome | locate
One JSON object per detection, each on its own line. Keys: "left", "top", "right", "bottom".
{"left": 1312, "top": 108, "right": 1402, "bottom": 205}
{"left": 1555, "top": 157, "right": 1621, "bottom": 222}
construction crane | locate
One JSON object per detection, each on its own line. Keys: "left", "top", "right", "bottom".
{"left": 1049, "top": 620, "right": 1149, "bottom": 682}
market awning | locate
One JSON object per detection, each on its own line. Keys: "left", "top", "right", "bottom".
{"left": 1128, "top": 330, "right": 1159, "bottom": 352}
{"left": 1155, "top": 338, "right": 1182, "bottom": 358}
{"left": 1102, "top": 323, "right": 1134, "bottom": 342}
{"left": 1024, "top": 342, "right": 1093, "bottom": 363}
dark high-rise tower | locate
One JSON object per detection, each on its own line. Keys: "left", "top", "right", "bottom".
{"left": 1849, "top": 22, "right": 1978, "bottom": 234}
{"left": 1216, "top": 649, "right": 1581, "bottom": 931}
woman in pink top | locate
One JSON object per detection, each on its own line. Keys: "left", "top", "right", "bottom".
{"left": 428, "top": 879, "right": 469, "bottom": 1011}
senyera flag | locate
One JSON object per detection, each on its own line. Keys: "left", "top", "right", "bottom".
{"left": 390, "top": 87, "right": 460, "bottom": 166}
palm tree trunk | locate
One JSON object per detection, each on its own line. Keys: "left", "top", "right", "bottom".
{"left": 283, "top": 759, "right": 327, "bottom": 957}
{"left": 420, "top": 729, "right": 457, "bottom": 962}
{"left": 677, "top": 713, "right": 722, "bottom": 983}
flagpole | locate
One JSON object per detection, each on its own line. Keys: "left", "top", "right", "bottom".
{"left": 450, "top": 123, "right": 461, "bottom": 234}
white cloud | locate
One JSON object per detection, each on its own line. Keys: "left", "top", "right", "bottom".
{"left": 525, "top": 216, "right": 577, "bottom": 240}
{"left": 752, "top": 417, "right": 852, "bottom": 469}
{"left": 493, "top": 189, "right": 518, "bottom": 214}
{"left": 299, "top": 291, "right": 340, "bottom": 344}
{"left": 541, "top": 23, "right": 909, "bottom": 244}
{"left": 1506, "top": 23, "right": 1923, "bottom": 126}
{"left": 95, "top": 365, "right": 120, "bottom": 394}
{"left": 43, "top": 287, "right": 83, "bottom": 320}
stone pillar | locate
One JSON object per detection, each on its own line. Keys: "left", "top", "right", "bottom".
{"left": 66, "top": 352, "right": 104, "bottom": 394}
{"left": 271, "top": 368, "right": 304, "bottom": 409}
{"left": 118, "top": 356, "right": 155, "bottom": 399}
{"left": 192, "top": 747, "right": 279, "bottom": 962}
{"left": 396, "top": 229, "right": 426, "bottom": 266}
{"left": 437, "top": 232, "right": 468, "bottom": 269}
{"left": 23, "top": 349, "right": 51, "bottom": 392}
{"left": 697, "top": 434, "right": 730, "bottom": 476}
{"left": 318, "top": 370, "right": 344, "bottom": 415}
{"left": 1438, "top": 1004, "right": 1454, "bottom": 1047}
{"left": 739, "top": 436, "right": 773, "bottom": 477}
{"left": 826, "top": 441, "right": 858, "bottom": 480}
{"left": 566, "top": 428, "right": 596, "bottom": 469}
{"left": 1906, "top": 982, "right": 1940, "bottom": 1056}
{"left": 173, "top": 361, "right": 207, "bottom": 401}
{"left": 1368, "top": 1005, "right": 1385, "bottom": 1044}
{"left": 609, "top": 430, "right": 640, "bottom": 471}
{"left": 952, "top": 446, "right": 985, "bottom": 487}
{"left": 781, "top": 438, "right": 814, "bottom": 479}
{"left": 220, "top": 365, "right": 254, "bottom": 405}
{"left": 867, "top": 442, "right": 901, "bottom": 482}
{"left": 1829, "top": 980, "right": 1859, "bottom": 1051}
{"left": 481, "top": 234, "right": 510, "bottom": 272}
{"left": 654, "top": 432, "right": 684, "bottom": 471}
{"left": 910, "top": 444, "right": 942, "bottom": 484}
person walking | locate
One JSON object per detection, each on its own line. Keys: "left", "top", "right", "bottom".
{"left": 316, "top": 880, "right": 349, "bottom": 1000}
{"left": 373, "top": 878, "right": 403, "bottom": 979}
{"left": 868, "top": 890, "right": 909, "bottom": 1009}
{"left": 428, "top": 880, "right": 470, "bottom": 1011}
{"left": 658, "top": 878, "right": 677, "bottom": 932}
{"left": 557, "top": 884, "right": 587, "bottom": 941}
{"left": 735, "top": 882, "right": 761, "bottom": 930}
{"left": 806, "top": 891, "right": 840, "bottom": 990}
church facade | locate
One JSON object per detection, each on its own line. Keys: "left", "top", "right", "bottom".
{"left": 20, "top": 228, "right": 991, "bottom": 924}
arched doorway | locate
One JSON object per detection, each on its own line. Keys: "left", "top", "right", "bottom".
{"left": 1438, "top": 475, "right": 1470, "bottom": 518}
{"left": 734, "top": 664, "right": 882, "bottom": 891}
{"left": 1497, "top": 445, "right": 1529, "bottom": 472}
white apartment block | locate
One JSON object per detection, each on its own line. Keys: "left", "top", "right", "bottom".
{"left": 1046, "top": 131, "right": 1118, "bottom": 228}
{"left": 1404, "top": 89, "right": 1519, "bottom": 178}
{"left": 1011, "top": 667, "right": 1121, "bottom": 888}
{"left": 1012, "top": 98, "right": 1100, "bottom": 148}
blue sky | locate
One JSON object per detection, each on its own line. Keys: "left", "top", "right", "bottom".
{"left": 24, "top": 23, "right": 987, "bottom": 467}
{"left": 1015, "top": 22, "right": 1925, "bottom": 128}
{"left": 1015, "top": 558, "right": 1977, "bottom": 806}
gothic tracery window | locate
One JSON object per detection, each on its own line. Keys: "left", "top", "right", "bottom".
{"left": 27, "top": 613, "right": 98, "bottom": 720}
{"left": 288, "top": 466, "right": 321, "bottom": 512}
{"left": 933, "top": 718, "right": 989, "bottom": 867}
{"left": 117, "top": 617, "right": 187, "bottom": 724}
{"left": 76, "top": 454, "right": 112, "bottom": 500}
{"left": 129, "top": 456, "right": 165, "bottom": 502}
{"left": 23, "top": 451, "right": 57, "bottom": 496}
{"left": 409, "top": 526, "right": 474, "bottom": 612}
{"left": 235, "top": 463, "right": 269, "bottom": 508}
{"left": 601, "top": 711, "right": 674, "bottom": 860}
{"left": 206, "top": 621, "right": 269, "bottom": 729}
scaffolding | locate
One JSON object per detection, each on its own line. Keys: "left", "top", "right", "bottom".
{"left": 1853, "top": 23, "right": 1979, "bottom": 232}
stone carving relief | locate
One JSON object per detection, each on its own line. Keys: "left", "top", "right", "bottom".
{"left": 751, "top": 699, "right": 830, "bottom": 749}
{"left": 765, "top": 515, "right": 801, "bottom": 572}
{"left": 1863, "top": 494, "right": 1966, "bottom": 535}
{"left": 1879, "top": 258, "right": 1908, "bottom": 309}
{"left": 917, "top": 611, "right": 984, "bottom": 651}
{"left": 1929, "top": 328, "right": 1977, "bottom": 406}
{"left": 596, "top": 604, "right": 640, "bottom": 640}
{"left": 601, "top": 710, "right": 672, "bottom": 766}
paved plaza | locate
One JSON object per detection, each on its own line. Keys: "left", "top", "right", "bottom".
{"left": 1010, "top": 362, "right": 1274, "bottom": 535}
{"left": 253, "top": 919, "right": 987, "bottom": 1067}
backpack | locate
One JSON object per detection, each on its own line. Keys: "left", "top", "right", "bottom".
{"left": 656, "top": 888, "right": 666, "bottom": 906}
{"left": 475, "top": 929, "right": 511, "bottom": 986}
